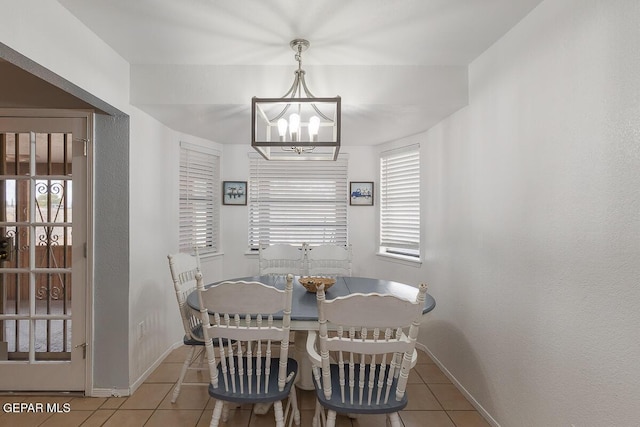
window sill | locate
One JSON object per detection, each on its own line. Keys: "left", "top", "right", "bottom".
{"left": 376, "top": 251, "right": 422, "bottom": 267}
{"left": 199, "top": 251, "right": 224, "bottom": 260}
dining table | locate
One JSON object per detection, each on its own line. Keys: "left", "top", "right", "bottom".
{"left": 186, "top": 275, "right": 436, "bottom": 391}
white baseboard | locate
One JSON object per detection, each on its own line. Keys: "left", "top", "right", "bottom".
{"left": 90, "top": 387, "right": 131, "bottom": 398}
{"left": 415, "top": 343, "right": 500, "bottom": 427}
{"left": 91, "top": 341, "right": 183, "bottom": 397}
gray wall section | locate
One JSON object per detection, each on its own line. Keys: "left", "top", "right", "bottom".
{"left": 0, "top": 42, "right": 131, "bottom": 390}
{"left": 93, "top": 113, "right": 130, "bottom": 390}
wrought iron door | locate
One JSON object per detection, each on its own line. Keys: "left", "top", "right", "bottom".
{"left": 0, "top": 112, "right": 89, "bottom": 391}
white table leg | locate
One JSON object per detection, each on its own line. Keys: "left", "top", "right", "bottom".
{"left": 254, "top": 402, "right": 271, "bottom": 415}
{"left": 293, "top": 330, "right": 315, "bottom": 390}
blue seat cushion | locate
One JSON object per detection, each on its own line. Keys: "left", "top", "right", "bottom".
{"left": 183, "top": 324, "right": 205, "bottom": 345}
{"left": 314, "top": 364, "right": 408, "bottom": 414}
{"left": 208, "top": 357, "right": 298, "bottom": 404}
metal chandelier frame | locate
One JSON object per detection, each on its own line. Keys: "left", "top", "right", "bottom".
{"left": 251, "top": 39, "right": 341, "bottom": 161}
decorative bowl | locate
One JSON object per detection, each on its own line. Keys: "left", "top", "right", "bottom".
{"left": 298, "top": 276, "right": 336, "bottom": 293}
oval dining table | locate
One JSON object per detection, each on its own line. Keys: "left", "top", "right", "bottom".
{"left": 186, "top": 275, "right": 436, "bottom": 392}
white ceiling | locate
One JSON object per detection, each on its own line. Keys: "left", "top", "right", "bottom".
{"left": 57, "top": 0, "right": 543, "bottom": 146}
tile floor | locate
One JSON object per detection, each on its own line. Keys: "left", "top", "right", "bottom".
{"left": 0, "top": 346, "right": 490, "bottom": 427}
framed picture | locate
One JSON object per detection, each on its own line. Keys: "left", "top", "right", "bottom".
{"left": 223, "top": 181, "right": 247, "bottom": 205}
{"left": 350, "top": 181, "right": 374, "bottom": 206}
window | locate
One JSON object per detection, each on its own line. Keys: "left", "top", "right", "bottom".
{"left": 179, "top": 142, "right": 220, "bottom": 254}
{"left": 379, "top": 144, "right": 421, "bottom": 259}
{"left": 249, "top": 154, "right": 348, "bottom": 249}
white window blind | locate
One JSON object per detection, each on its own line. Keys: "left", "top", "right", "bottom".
{"left": 249, "top": 155, "right": 348, "bottom": 249}
{"left": 179, "top": 142, "right": 220, "bottom": 254}
{"left": 379, "top": 145, "right": 420, "bottom": 258}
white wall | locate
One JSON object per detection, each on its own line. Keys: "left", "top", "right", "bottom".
{"left": 389, "top": 1, "right": 639, "bottom": 425}
{"left": 0, "top": 0, "right": 221, "bottom": 393}
{"left": 128, "top": 115, "right": 225, "bottom": 382}
{"left": 0, "top": 0, "right": 129, "bottom": 112}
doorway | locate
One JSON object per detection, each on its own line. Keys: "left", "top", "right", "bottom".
{"left": 0, "top": 110, "right": 91, "bottom": 392}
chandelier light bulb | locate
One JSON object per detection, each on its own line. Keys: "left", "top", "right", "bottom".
{"left": 308, "top": 115, "right": 320, "bottom": 141}
{"left": 289, "top": 113, "right": 300, "bottom": 142}
{"left": 277, "top": 118, "right": 288, "bottom": 141}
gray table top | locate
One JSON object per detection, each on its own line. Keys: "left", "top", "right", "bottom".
{"left": 187, "top": 275, "right": 436, "bottom": 322}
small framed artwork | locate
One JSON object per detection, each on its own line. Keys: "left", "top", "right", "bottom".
{"left": 350, "top": 181, "right": 374, "bottom": 206}
{"left": 223, "top": 181, "right": 247, "bottom": 205}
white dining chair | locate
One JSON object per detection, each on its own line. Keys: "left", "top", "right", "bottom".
{"left": 306, "top": 244, "right": 352, "bottom": 277}
{"left": 196, "top": 272, "right": 301, "bottom": 427}
{"left": 306, "top": 282, "right": 428, "bottom": 427}
{"left": 259, "top": 243, "right": 306, "bottom": 276}
{"left": 167, "top": 248, "right": 208, "bottom": 403}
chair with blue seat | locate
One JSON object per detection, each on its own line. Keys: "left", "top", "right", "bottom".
{"left": 196, "top": 272, "right": 300, "bottom": 427}
{"left": 306, "top": 282, "right": 428, "bottom": 427}
{"left": 167, "top": 249, "right": 207, "bottom": 403}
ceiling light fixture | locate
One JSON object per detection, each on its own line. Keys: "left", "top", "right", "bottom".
{"left": 252, "top": 39, "right": 341, "bottom": 161}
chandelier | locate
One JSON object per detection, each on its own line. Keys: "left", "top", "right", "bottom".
{"left": 251, "top": 39, "right": 341, "bottom": 161}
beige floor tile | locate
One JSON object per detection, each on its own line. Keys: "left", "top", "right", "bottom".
{"left": 293, "top": 409, "right": 353, "bottom": 427}
{"left": 158, "top": 384, "right": 210, "bottom": 410}
{"left": 295, "top": 409, "right": 320, "bottom": 427}
{"left": 401, "top": 410, "right": 456, "bottom": 427}
{"left": 145, "top": 409, "right": 203, "bottom": 427}
{"left": 79, "top": 409, "right": 116, "bottom": 427}
{"left": 414, "top": 363, "right": 452, "bottom": 384}
{"left": 39, "top": 410, "right": 92, "bottom": 427}
{"left": 0, "top": 411, "right": 52, "bottom": 427}
{"left": 248, "top": 412, "right": 281, "bottom": 427}
{"left": 145, "top": 362, "right": 184, "bottom": 383}
{"left": 429, "top": 384, "right": 475, "bottom": 411}
{"left": 119, "top": 383, "right": 172, "bottom": 410}
{"left": 447, "top": 410, "right": 491, "bottom": 427}
{"left": 351, "top": 413, "right": 390, "bottom": 427}
{"left": 197, "top": 405, "right": 253, "bottom": 426}
{"left": 99, "top": 396, "right": 127, "bottom": 409}
{"left": 327, "top": 413, "right": 355, "bottom": 427}
{"left": 204, "top": 399, "right": 253, "bottom": 411}
{"left": 183, "top": 366, "right": 210, "bottom": 384}
{"left": 0, "top": 341, "right": 479, "bottom": 427}
{"left": 416, "top": 349, "right": 436, "bottom": 364}
{"left": 164, "top": 345, "right": 197, "bottom": 363}
{"left": 297, "top": 388, "right": 317, "bottom": 411}
{"left": 195, "top": 412, "right": 212, "bottom": 427}
{"left": 407, "top": 368, "right": 424, "bottom": 384}
{"left": 101, "top": 409, "right": 153, "bottom": 427}
{"left": 0, "top": 396, "right": 23, "bottom": 403}
{"left": 404, "top": 383, "right": 443, "bottom": 410}
{"left": 246, "top": 403, "right": 278, "bottom": 426}
{"left": 68, "top": 396, "right": 107, "bottom": 411}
